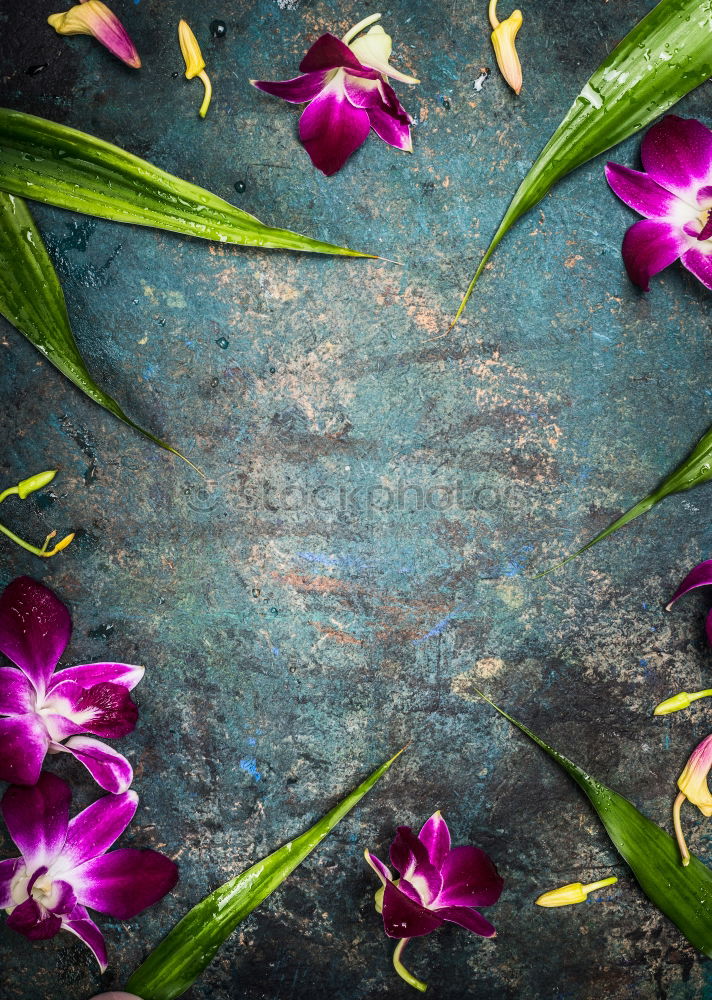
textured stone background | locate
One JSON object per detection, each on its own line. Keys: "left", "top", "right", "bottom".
{"left": 1, "top": 0, "right": 712, "bottom": 997}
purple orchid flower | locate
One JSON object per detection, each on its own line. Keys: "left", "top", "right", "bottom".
{"left": 0, "top": 772, "right": 177, "bottom": 970}
{"left": 666, "top": 558, "right": 712, "bottom": 645}
{"left": 606, "top": 116, "right": 712, "bottom": 291}
{"left": 251, "top": 13, "right": 419, "bottom": 176}
{"left": 365, "top": 811, "right": 503, "bottom": 991}
{"left": 0, "top": 576, "right": 143, "bottom": 793}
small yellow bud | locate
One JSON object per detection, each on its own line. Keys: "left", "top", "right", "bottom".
{"left": 654, "top": 689, "right": 712, "bottom": 716}
{"left": 51, "top": 532, "right": 76, "bottom": 554}
{"left": 17, "top": 470, "right": 57, "bottom": 500}
{"left": 535, "top": 876, "right": 618, "bottom": 908}
{"left": 178, "top": 19, "right": 212, "bottom": 119}
{"left": 489, "top": 0, "right": 523, "bottom": 95}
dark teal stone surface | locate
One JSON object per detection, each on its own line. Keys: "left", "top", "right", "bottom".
{"left": 1, "top": 0, "right": 712, "bottom": 997}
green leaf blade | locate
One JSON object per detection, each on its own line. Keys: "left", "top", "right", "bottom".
{"left": 0, "top": 191, "right": 190, "bottom": 463}
{"left": 0, "top": 109, "right": 373, "bottom": 258}
{"left": 480, "top": 693, "right": 712, "bottom": 958}
{"left": 126, "top": 750, "right": 403, "bottom": 1000}
{"left": 455, "top": 0, "right": 712, "bottom": 321}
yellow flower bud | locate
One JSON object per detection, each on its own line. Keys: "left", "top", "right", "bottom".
{"left": 16, "top": 470, "right": 57, "bottom": 500}
{"left": 489, "top": 0, "right": 523, "bottom": 95}
{"left": 535, "top": 876, "right": 618, "bottom": 908}
{"left": 654, "top": 689, "right": 712, "bottom": 715}
{"left": 178, "top": 20, "right": 212, "bottom": 118}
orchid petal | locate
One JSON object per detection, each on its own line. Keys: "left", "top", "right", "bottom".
{"left": 436, "top": 845, "right": 504, "bottom": 908}
{"left": 368, "top": 106, "right": 412, "bottom": 151}
{"left": 0, "top": 857, "right": 21, "bottom": 907}
{"left": 299, "top": 34, "right": 374, "bottom": 76}
{"left": 251, "top": 71, "right": 330, "bottom": 104}
{"left": 436, "top": 904, "right": 497, "bottom": 937}
{"left": 364, "top": 849, "right": 392, "bottom": 885}
{"left": 48, "top": 0, "right": 141, "bottom": 69}
{"left": 389, "top": 826, "right": 430, "bottom": 878}
{"left": 45, "top": 878, "right": 77, "bottom": 915}
{"left": 681, "top": 247, "right": 712, "bottom": 291}
{"left": 380, "top": 879, "right": 444, "bottom": 938}
{"left": 641, "top": 115, "right": 712, "bottom": 205}
{"left": 60, "top": 790, "right": 139, "bottom": 870}
{"left": 1, "top": 773, "right": 70, "bottom": 867}
{"left": 0, "top": 714, "right": 50, "bottom": 785}
{"left": 56, "top": 735, "right": 133, "bottom": 793}
{"left": 299, "top": 80, "right": 371, "bottom": 176}
{"left": 47, "top": 679, "right": 138, "bottom": 738}
{"left": 7, "top": 896, "right": 62, "bottom": 940}
{"left": 666, "top": 559, "right": 712, "bottom": 645}
{"left": 621, "top": 218, "right": 688, "bottom": 290}
{"left": 72, "top": 847, "right": 178, "bottom": 918}
{"left": 62, "top": 903, "right": 108, "bottom": 971}
{"left": 343, "top": 76, "right": 384, "bottom": 109}
{"left": 605, "top": 162, "right": 692, "bottom": 223}
{"left": 0, "top": 666, "right": 35, "bottom": 714}
{"left": 47, "top": 661, "right": 144, "bottom": 693}
{"left": 0, "top": 577, "right": 71, "bottom": 695}
{"left": 418, "top": 811, "right": 451, "bottom": 870}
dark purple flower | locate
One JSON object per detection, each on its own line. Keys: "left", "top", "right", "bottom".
{"left": 0, "top": 577, "right": 143, "bottom": 793}
{"left": 666, "top": 558, "right": 712, "bottom": 644}
{"left": 251, "top": 14, "right": 419, "bottom": 176}
{"left": 606, "top": 115, "right": 712, "bottom": 291}
{"left": 0, "top": 772, "right": 177, "bottom": 970}
{"left": 365, "top": 811, "right": 503, "bottom": 990}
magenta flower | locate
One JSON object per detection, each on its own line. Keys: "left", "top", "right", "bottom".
{"left": 605, "top": 116, "right": 712, "bottom": 291}
{"left": 0, "top": 577, "right": 143, "bottom": 793}
{"left": 251, "top": 13, "right": 419, "bottom": 176}
{"left": 365, "top": 811, "right": 503, "bottom": 991}
{"left": 0, "top": 772, "right": 177, "bottom": 969}
{"left": 666, "top": 558, "right": 712, "bottom": 643}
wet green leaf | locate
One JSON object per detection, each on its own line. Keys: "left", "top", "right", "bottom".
{"left": 454, "top": 0, "right": 712, "bottom": 322}
{"left": 0, "top": 109, "right": 374, "bottom": 257}
{"left": 127, "top": 750, "right": 404, "bottom": 1000}
{"left": 0, "top": 191, "right": 189, "bottom": 463}
{"left": 541, "top": 422, "right": 712, "bottom": 573}
{"left": 479, "top": 692, "right": 712, "bottom": 956}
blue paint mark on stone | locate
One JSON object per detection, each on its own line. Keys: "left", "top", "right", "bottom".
{"left": 246, "top": 736, "right": 257, "bottom": 746}
{"left": 413, "top": 611, "right": 457, "bottom": 645}
{"left": 272, "top": 646, "right": 279, "bottom": 656}
{"left": 239, "top": 757, "right": 261, "bottom": 781}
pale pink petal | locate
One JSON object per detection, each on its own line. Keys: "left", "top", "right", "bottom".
{"left": 55, "top": 736, "right": 133, "bottom": 793}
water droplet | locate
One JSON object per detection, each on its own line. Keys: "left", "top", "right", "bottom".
{"left": 216, "top": 336, "right": 229, "bottom": 349}
{"left": 158, "top": 317, "right": 166, "bottom": 327}
{"left": 270, "top": 607, "right": 278, "bottom": 615}
{"left": 234, "top": 180, "right": 246, "bottom": 194}
{"left": 132, "top": 297, "right": 139, "bottom": 305}
{"left": 171, "top": 71, "right": 179, "bottom": 79}
{"left": 210, "top": 19, "right": 227, "bottom": 37}
{"left": 441, "top": 95, "right": 451, "bottom": 110}
{"left": 252, "top": 588, "right": 261, "bottom": 597}
{"left": 26, "top": 64, "right": 48, "bottom": 76}
{"left": 269, "top": 366, "right": 276, "bottom": 374}
{"left": 210, "top": 376, "right": 219, "bottom": 388}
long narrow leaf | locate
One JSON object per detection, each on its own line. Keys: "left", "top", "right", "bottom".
{"left": 541, "top": 421, "right": 712, "bottom": 574}
{"left": 0, "top": 109, "right": 373, "bottom": 257}
{"left": 126, "top": 749, "right": 403, "bottom": 1000}
{"left": 0, "top": 191, "right": 192, "bottom": 465}
{"left": 478, "top": 692, "right": 712, "bottom": 956}
{"left": 454, "top": 0, "right": 712, "bottom": 323}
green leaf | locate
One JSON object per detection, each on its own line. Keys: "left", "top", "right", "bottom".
{"left": 126, "top": 749, "right": 404, "bottom": 1000}
{"left": 454, "top": 0, "right": 712, "bottom": 323}
{"left": 0, "top": 191, "right": 192, "bottom": 465}
{"left": 0, "top": 109, "right": 373, "bottom": 258}
{"left": 540, "top": 421, "right": 712, "bottom": 573}
{"left": 478, "top": 692, "right": 712, "bottom": 957}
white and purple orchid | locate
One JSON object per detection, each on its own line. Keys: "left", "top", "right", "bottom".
{"left": 0, "top": 771, "right": 177, "bottom": 969}
{"left": 606, "top": 115, "right": 712, "bottom": 292}
{"left": 0, "top": 576, "right": 143, "bottom": 794}
{"left": 251, "top": 14, "right": 419, "bottom": 176}
{"left": 365, "top": 811, "right": 503, "bottom": 991}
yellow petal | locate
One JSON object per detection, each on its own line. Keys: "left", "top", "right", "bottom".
{"left": 178, "top": 19, "right": 205, "bottom": 79}
{"left": 491, "top": 11, "right": 523, "bottom": 95}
